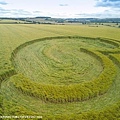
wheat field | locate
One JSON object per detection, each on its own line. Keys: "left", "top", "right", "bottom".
{"left": 0, "top": 24, "right": 120, "bottom": 119}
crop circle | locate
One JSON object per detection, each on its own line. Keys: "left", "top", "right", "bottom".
{"left": 9, "top": 36, "right": 117, "bottom": 103}
{"left": 13, "top": 37, "right": 106, "bottom": 85}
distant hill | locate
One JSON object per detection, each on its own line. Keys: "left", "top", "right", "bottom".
{"left": 0, "top": 17, "right": 120, "bottom": 25}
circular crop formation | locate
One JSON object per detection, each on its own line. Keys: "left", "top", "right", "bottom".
{"left": 14, "top": 37, "right": 104, "bottom": 85}
{"left": 1, "top": 36, "right": 120, "bottom": 119}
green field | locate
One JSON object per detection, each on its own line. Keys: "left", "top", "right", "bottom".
{"left": 0, "top": 24, "right": 120, "bottom": 119}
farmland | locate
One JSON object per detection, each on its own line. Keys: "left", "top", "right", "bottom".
{"left": 0, "top": 19, "right": 28, "bottom": 24}
{"left": 0, "top": 24, "right": 120, "bottom": 119}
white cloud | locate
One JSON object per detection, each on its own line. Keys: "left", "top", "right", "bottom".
{"left": 0, "top": 1, "right": 8, "bottom": 5}
{"left": 59, "top": 4, "right": 68, "bottom": 6}
{"left": 76, "top": 9, "right": 120, "bottom": 18}
{"left": 0, "top": 0, "right": 119, "bottom": 18}
{"left": 96, "top": 0, "right": 120, "bottom": 8}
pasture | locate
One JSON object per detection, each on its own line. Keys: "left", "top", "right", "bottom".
{"left": 0, "top": 24, "right": 120, "bottom": 119}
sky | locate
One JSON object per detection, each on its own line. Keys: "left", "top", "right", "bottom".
{"left": 0, "top": 0, "right": 120, "bottom": 18}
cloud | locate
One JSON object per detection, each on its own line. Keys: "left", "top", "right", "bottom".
{"left": 96, "top": 0, "right": 120, "bottom": 8}
{"left": 0, "top": 7, "right": 10, "bottom": 14}
{"left": 96, "top": 0, "right": 120, "bottom": 2}
{"left": 76, "top": 13, "right": 102, "bottom": 18}
{"left": 11, "top": 9, "right": 32, "bottom": 16}
{"left": 109, "top": 0, "right": 120, "bottom": 1}
{"left": 33, "top": 11, "right": 42, "bottom": 13}
{"left": 0, "top": 7, "right": 32, "bottom": 17}
{"left": 0, "top": 1, "right": 8, "bottom": 5}
{"left": 59, "top": 4, "right": 68, "bottom": 6}
{"left": 76, "top": 9, "right": 120, "bottom": 18}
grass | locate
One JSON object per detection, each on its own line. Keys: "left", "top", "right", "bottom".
{"left": 0, "top": 24, "right": 120, "bottom": 119}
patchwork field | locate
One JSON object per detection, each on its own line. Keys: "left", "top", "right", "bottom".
{"left": 0, "top": 24, "right": 120, "bottom": 119}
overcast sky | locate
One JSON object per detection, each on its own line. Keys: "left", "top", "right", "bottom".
{"left": 0, "top": 0, "right": 120, "bottom": 18}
